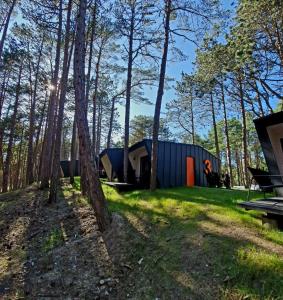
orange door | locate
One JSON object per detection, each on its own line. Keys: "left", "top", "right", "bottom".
{"left": 186, "top": 157, "right": 195, "bottom": 187}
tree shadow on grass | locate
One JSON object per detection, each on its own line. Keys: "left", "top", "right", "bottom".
{"left": 121, "top": 186, "right": 266, "bottom": 226}
{"left": 105, "top": 190, "right": 283, "bottom": 299}
{"left": 1, "top": 183, "right": 282, "bottom": 299}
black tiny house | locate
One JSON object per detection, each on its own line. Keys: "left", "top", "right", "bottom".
{"left": 254, "top": 111, "right": 283, "bottom": 196}
{"left": 99, "top": 139, "right": 219, "bottom": 188}
{"left": 128, "top": 139, "right": 219, "bottom": 188}
{"left": 239, "top": 112, "right": 283, "bottom": 223}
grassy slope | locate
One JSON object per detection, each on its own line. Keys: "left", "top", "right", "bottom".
{"left": 74, "top": 178, "right": 283, "bottom": 299}
{"left": 1, "top": 180, "right": 282, "bottom": 299}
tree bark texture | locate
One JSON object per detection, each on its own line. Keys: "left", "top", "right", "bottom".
{"left": 74, "top": 0, "right": 110, "bottom": 231}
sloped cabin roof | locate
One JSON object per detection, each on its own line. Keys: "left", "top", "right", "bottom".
{"left": 129, "top": 139, "right": 219, "bottom": 160}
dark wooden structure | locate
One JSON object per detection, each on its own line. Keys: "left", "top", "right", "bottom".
{"left": 99, "top": 139, "right": 219, "bottom": 189}
{"left": 128, "top": 139, "right": 219, "bottom": 188}
{"left": 253, "top": 111, "right": 283, "bottom": 195}
{"left": 99, "top": 148, "right": 135, "bottom": 183}
{"left": 60, "top": 160, "right": 79, "bottom": 177}
{"left": 99, "top": 148, "right": 124, "bottom": 182}
{"left": 239, "top": 112, "right": 283, "bottom": 225}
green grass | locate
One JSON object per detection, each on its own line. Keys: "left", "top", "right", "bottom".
{"left": 72, "top": 177, "right": 81, "bottom": 191}
{"left": 73, "top": 177, "right": 283, "bottom": 299}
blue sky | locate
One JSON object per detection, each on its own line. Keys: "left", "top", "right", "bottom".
{"left": 120, "top": 37, "right": 196, "bottom": 123}
{"left": 11, "top": 0, "right": 235, "bottom": 141}
{"left": 115, "top": 0, "right": 236, "bottom": 138}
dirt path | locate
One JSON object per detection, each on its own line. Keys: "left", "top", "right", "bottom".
{"left": 0, "top": 184, "right": 119, "bottom": 299}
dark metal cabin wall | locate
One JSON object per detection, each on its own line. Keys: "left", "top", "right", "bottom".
{"left": 254, "top": 111, "right": 283, "bottom": 196}
{"left": 108, "top": 149, "right": 124, "bottom": 182}
{"left": 100, "top": 148, "right": 136, "bottom": 183}
{"left": 99, "top": 148, "right": 124, "bottom": 182}
{"left": 60, "top": 160, "right": 79, "bottom": 177}
{"left": 143, "top": 140, "right": 219, "bottom": 188}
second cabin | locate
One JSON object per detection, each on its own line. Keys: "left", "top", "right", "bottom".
{"left": 100, "top": 139, "right": 219, "bottom": 188}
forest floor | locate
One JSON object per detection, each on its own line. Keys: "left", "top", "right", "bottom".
{"left": 0, "top": 182, "right": 119, "bottom": 299}
{"left": 1, "top": 180, "right": 283, "bottom": 299}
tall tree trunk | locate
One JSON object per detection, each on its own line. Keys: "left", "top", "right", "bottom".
{"left": 123, "top": 5, "right": 135, "bottom": 183}
{"left": 74, "top": 0, "right": 110, "bottom": 231}
{"left": 20, "top": 148, "right": 27, "bottom": 189}
{"left": 210, "top": 92, "right": 221, "bottom": 173}
{"left": 83, "top": 3, "right": 97, "bottom": 190}
{"left": 95, "top": 101, "right": 102, "bottom": 156}
{"left": 150, "top": 0, "right": 171, "bottom": 191}
{"left": 0, "top": 98, "right": 13, "bottom": 174}
{"left": 49, "top": 0, "right": 73, "bottom": 203}
{"left": 34, "top": 92, "right": 47, "bottom": 181}
{"left": 2, "top": 63, "right": 22, "bottom": 192}
{"left": 239, "top": 76, "right": 249, "bottom": 188}
{"left": 107, "top": 96, "right": 116, "bottom": 148}
{"left": 0, "top": 0, "right": 16, "bottom": 63}
{"left": 26, "top": 37, "right": 44, "bottom": 185}
{"left": 92, "top": 43, "right": 103, "bottom": 158}
{"left": 15, "top": 124, "right": 24, "bottom": 189}
{"left": 190, "top": 94, "right": 195, "bottom": 144}
{"left": 235, "top": 150, "right": 240, "bottom": 186}
{"left": 85, "top": 0, "right": 98, "bottom": 104}
{"left": 221, "top": 83, "right": 233, "bottom": 186}
{"left": 0, "top": 70, "right": 10, "bottom": 170}
{"left": 40, "top": 0, "right": 63, "bottom": 188}
{"left": 69, "top": 112, "right": 77, "bottom": 184}
{"left": 0, "top": 70, "right": 10, "bottom": 119}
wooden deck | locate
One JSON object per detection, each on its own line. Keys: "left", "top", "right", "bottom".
{"left": 239, "top": 198, "right": 283, "bottom": 216}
